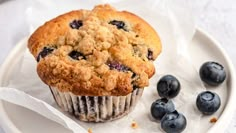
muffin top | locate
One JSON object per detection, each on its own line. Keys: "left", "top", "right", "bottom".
{"left": 28, "top": 4, "right": 161, "bottom": 96}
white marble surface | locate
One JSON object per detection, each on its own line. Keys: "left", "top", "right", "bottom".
{"left": 0, "top": 0, "right": 236, "bottom": 132}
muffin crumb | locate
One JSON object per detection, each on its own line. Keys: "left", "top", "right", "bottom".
{"left": 210, "top": 117, "right": 217, "bottom": 123}
{"left": 88, "top": 128, "right": 92, "bottom": 133}
{"left": 131, "top": 121, "right": 138, "bottom": 129}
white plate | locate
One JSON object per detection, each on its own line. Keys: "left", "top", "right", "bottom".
{"left": 0, "top": 28, "right": 235, "bottom": 133}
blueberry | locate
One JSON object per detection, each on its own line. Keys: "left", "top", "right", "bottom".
{"left": 161, "top": 111, "right": 187, "bottom": 133}
{"left": 147, "top": 49, "right": 154, "bottom": 60}
{"left": 109, "top": 20, "right": 127, "bottom": 31}
{"left": 131, "top": 72, "right": 137, "bottom": 78}
{"left": 69, "top": 51, "right": 86, "bottom": 60}
{"left": 70, "top": 20, "right": 83, "bottom": 29}
{"left": 107, "top": 61, "right": 130, "bottom": 72}
{"left": 132, "top": 85, "right": 139, "bottom": 91}
{"left": 157, "top": 75, "right": 181, "bottom": 99}
{"left": 199, "top": 61, "right": 226, "bottom": 86}
{"left": 150, "top": 98, "right": 175, "bottom": 120}
{"left": 196, "top": 91, "right": 221, "bottom": 115}
{"left": 37, "top": 47, "right": 54, "bottom": 62}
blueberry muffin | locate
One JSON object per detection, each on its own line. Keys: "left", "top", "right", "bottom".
{"left": 28, "top": 4, "right": 161, "bottom": 122}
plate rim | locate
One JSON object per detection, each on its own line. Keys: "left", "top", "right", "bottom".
{"left": 0, "top": 37, "right": 27, "bottom": 133}
{"left": 0, "top": 28, "right": 235, "bottom": 133}
{"left": 196, "top": 28, "right": 236, "bottom": 133}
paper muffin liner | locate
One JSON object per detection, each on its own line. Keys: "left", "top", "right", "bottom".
{"left": 49, "top": 87, "right": 143, "bottom": 122}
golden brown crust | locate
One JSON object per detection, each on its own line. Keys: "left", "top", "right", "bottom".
{"left": 28, "top": 4, "right": 162, "bottom": 96}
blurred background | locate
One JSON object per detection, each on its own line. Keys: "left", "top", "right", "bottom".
{"left": 0, "top": 0, "right": 235, "bottom": 133}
